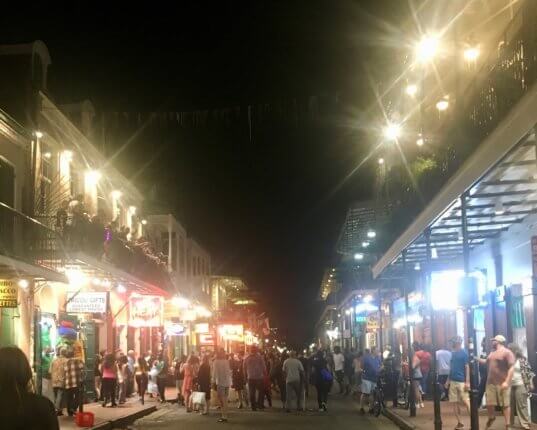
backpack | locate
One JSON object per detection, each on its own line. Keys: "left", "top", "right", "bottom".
{"left": 320, "top": 368, "right": 333, "bottom": 382}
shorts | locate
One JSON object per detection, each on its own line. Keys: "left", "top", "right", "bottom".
{"left": 361, "top": 379, "right": 377, "bottom": 395}
{"left": 448, "top": 381, "right": 469, "bottom": 403}
{"left": 486, "top": 384, "right": 510, "bottom": 408}
{"left": 217, "top": 386, "right": 230, "bottom": 397}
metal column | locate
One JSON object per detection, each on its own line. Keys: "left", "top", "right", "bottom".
{"left": 461, "top": 193, "right": 480, "bottom": 430}
{"left": 425, "top": 228, "right": 442, "bottom": 430}
{"left": 402, "top": 250, "right": 416, "bottom": 417}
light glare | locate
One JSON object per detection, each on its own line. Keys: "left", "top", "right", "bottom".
{"left": 416, "top": 35, "right": 439, "bottom": 63}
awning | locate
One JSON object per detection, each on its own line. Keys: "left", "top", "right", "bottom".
{"left": 0, "top": 254, "right": 68, "bottom": 283}
{"left": 373, "top": 81, "right": 537, "bottom": 278}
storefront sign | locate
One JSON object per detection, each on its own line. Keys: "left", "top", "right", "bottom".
{"left": 355, "top": 315, "right": 367, "bottom": 323}
{"left": 199, "top": 333, "right": 215, "bottom": 346}
{"left": 367, "top": 315, "right": 380, "bottom": 330}
{"left": 244, "top": 330, "right": 260, "bottom": 346}
{"left": 219, "top": 324, "right": 244, "bottom": 341}
{"left": 129, "top": 295, "right": 163, "bottom": 327}
{"left": 195, "top": 323, "right": 209, "bottom": 333}
{"left": 0, "top": 280, "right": 17, "bottom": 308}
{"left": 66, "top": 292, "right": 107, "bottom": 313}
{"left": 165, "top": 322, "right": 187, "bottom": 336}
{"left": 495, "top": 285, "right": 506, "bottom": 303}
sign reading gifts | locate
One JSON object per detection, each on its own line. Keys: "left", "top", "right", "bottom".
{"left": 66, "top": 291, "right": 107, "bottom": 313}
{"left": 0, "top": 280, "right": 18, "bottom": 308}
{"left": 218, "top": 324, "right": 244, "bottom": 342}
{"left": 129, "top": 295, "right": 163, "bottom": 327}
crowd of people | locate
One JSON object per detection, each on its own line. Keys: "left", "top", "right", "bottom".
{"left": 0, "top": 334, "right": 535, "bottom": 428}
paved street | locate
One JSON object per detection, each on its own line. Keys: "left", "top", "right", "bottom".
{"left": 132, "top": 395, "right": 398, "bottom": 430}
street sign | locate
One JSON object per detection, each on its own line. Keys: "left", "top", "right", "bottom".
{"left": 0, "top": 280, "right": 17, "bottom": 308}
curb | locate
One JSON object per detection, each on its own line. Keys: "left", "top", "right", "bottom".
{"left": 383, "top": 408, "right": 418, "bottom": 430}
{"left": 88, "top": 405, "right": 157, "bottom": 430}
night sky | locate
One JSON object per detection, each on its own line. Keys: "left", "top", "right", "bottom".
{"left": 3, "top": 2, "right": 410, "bottom": 346}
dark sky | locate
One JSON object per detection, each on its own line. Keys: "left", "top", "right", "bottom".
{"left": 3, "top": 1, "right": 409, "bottom": 346}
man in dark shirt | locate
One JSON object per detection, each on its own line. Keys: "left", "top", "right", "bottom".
{"left": 360, "top": 348, "right": 382, "bottom": 414}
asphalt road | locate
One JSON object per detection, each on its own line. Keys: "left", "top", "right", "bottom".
{"left": 131, "top": 393, "right": 399, "bottom": 430}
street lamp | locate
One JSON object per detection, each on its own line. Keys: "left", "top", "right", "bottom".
{"left": 436, "top": 98, "right": 449, "bottom": 111}
{"left": 416, "top": 137, "right": 425, "bottom": 146}
{"left": 405, "top": 84, "right": 418, "bottom": 97}
{"left": 416, "top": 35, "right": 440, "bottom": 63}
{"left": 463, "top": 46, "right": 480, "bottom": 62}
{"left": 383, "top": 123, "right": 401, "bottom": 141}
{"left": 354, "top": 253, "right": 364, "bottom": 261}
{"left": 367, "top": 230, "right": 376, "bottom": 239}
{"left": 378, "top": 157, "right": 385, "bottom": 165}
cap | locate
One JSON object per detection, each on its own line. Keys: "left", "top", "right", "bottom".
{"left": 492, "top": 335, "right": 506, "bottom": 343}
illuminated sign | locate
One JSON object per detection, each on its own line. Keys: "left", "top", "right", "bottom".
{"left": 199, "top": 333, "right": 215, "bottom": 346}
{"left": 244, "top": 330, "right": 260, "bottom": 346}
{"left": 367, "top": 315, "right": 380, "bottom": 330}
{"left": 355, "top": 315, "right": 367, "bottom": 323}
{"left": 0, "top": 280, "right": 17, "bottom": 308}
{"left": 66, "top": 291, "right": 107, "bottom": 313}
{"left": 195, "top": 323, "right": 209, "bottom": 333}
{"left": 165, "top": 322, "right": 187, "bottom": 336}
{"left": 129, "top": 295, "right": 163, "bottom": 327}
{"left": 218, "top": 324, "right": 244, "bottom": 341}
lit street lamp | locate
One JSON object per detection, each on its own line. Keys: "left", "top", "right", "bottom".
{"left": 416, "top": 35, "right": 439, "bottom": 63}
{"left": 383, "top": 123, "right": 401, "bottom": 141}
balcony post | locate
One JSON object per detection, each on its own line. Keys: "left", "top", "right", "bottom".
{"left": 402, "top": 249, "right": 416, "bottom": 417}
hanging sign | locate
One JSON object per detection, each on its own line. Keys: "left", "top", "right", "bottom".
{"left": 218, "top": 324, "right": 244, "bottom": 341}
{"left": 367, "top": 315, "right": 380, "bottom": 330}
{"left": 66, "top": 292, "right": 107, "bottom": 313}
{"left": 199, "top": 333, "right": 215, "bottom": 346}
{"left": 0, "top": 280, "right": 18, "bottom": 308}
{"left": 129, "top": 295, "right": 163, "bottom": 327}
{"left": 165, "top": 322, "right": 187, "bottom": 336}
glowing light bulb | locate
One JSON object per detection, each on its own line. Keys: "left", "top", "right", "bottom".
{"left": 416, "top": 35, "right": 439, "bottom": 63}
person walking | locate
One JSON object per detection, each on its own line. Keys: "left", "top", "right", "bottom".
{"left": 231, "top": 352, "right": 248, "bottom": 409}
{"left": 94, "top": 353, "right": 103, "bottom": 402}
{"left": 298, "top": 351, "right": 311, "bottom": 400}
{"left": 101, "top": 353, "right": 118, "bottom": 407}
{"left": 508, "top": 344, "right": 534, "bottom": 430}
{"left": 283, "top": 351, "right": 305, "bottom": 412}
{"left": 63, "top": 348, "right": 85, "bottom": 416}
{"left": 411, "top": 347, "right": 424, "bottom": 408}
{"left": 126, "top": 350, "right": 136, "bottom": 397}
{"left": 0, "top": 347, "right": 59, "bottom": 430}
{"left": 359, "top": 347, "right": 382, "bottom": 414}
{"left": 445, "top": 336, "right": 470, "bottom": 430}
{"left": 50, "top": 348, "right": 67, "bottom": 416}
{"left": 312, "top": 350, "right": 330, "bottom": 412}
{"left": 117, "top": 355, "right": 129, "bottom": 404}
{"left": 243, "top": 346, "right": 266, "bottom": 411}
{"left": 134, "top": 356, "right": 149, "bottom": 404}
{"left": 332, "top": 346, "right": 345, "bottom": 394}
{"left": 197, "top": 354, "right": 212, "bottom": 415}
{"left": 481, "top": 335, "right": 516, "bottom": 430}
{"left": 174, "top": 355, "right": 187, "bottom": 405}
{"left": 352, "top": 351, "right": 363, "bottom": 396}
{"left": 414, "top": 343, "right": 431, "bottom": 396}
{"left": 212, "top": 349, "right": 232, "bottom": 423}
{"left": 271, "top": 353, "right": 287, "bottom": 408}
{"left": 436, "top": 343, "right": 452, "bottom": 401}
{"left": 182, "top": 355, "right": 199, "bottom": 412}
{"left": 478, "top": 337, "right": 489, "bottom": 407}
{"left": 155, "top": 353, "right": 168, "bottom": 403}
{"left": 383, "top": 346, "right": 398, "bottom": 408}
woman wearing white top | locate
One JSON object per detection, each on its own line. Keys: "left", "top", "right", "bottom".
{"left": 212, "top": 349, "right": 232, "bottom": 423}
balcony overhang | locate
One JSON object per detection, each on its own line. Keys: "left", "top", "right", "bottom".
{"left": 0, "top": 254, "right": 68, "bottom": 283}
{"left": 373, "top": 80, "right": 537, "bottom": 279}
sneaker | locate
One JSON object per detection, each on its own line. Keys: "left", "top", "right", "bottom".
{"left": 455, "top": 423, "right": 464, "bottom": 429}
{"left": 419, "top": 402, "right": 425, "bottom": 408}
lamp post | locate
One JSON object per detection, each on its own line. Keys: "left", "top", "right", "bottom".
{"left": 402, "top": 250, "right": 416, "bottom": 417}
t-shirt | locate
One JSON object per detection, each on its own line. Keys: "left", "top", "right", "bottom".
{"left": 450, "top": 349, "right": 468, "bottom": 382}
{"left": 511, "top": 360, "right": 523, "bottom": 387}
{"left": 362, "top": 354, "right": 381, "bottom": 382}
{"left": 283, "top": 357, "right": 304, "bottom": 383}
{"left": 436, "top": 349, "right": 452, "bottom": 376}
{"left": 333, "top": 353, "right": 345, "bottom": 372}
{"left": 416, "top": 350, "right": 431, "bottom": 373}
{"left": 487, "top": 346, "right": 515, "bottom": 385}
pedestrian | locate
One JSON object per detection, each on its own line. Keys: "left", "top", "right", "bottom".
{"left": 182, "top": 355, "right": 199, "bottom": 412}
{"left": 93, "top": 353, "right": 102, "bottom": 402}
{"left": 127, "top": 350, "right": 136, "bottom": 397}
{"left": 352, "top": 351, "right": 363, "bottom": 396}
{"left": 156, "top": 353, "right": 168, "bottom": 403}
{"left": 50, "top": 347, "right": 67, "bottom": 416}
{"left": 481, "top": 335, "right": 516, "bottom": 430}
{"left": 148, "top": 360, "right": 159, "bottom": 398}
{"left": 174, "top": 355, "right": 187, "bottom": 405}
{"left": 332, "top": 346, "right": 345, "bottom": 394}
{"left": 477, "top": 337, "right": 489, "bottom": 407}
{"left": 262, "top": 362, "right": 273, "bottom": 408}
{"left": 117, "top": 354, "right": 129, "bottom": 404}
{"left": 508, "top": 343, "right": 534, "bottom": 430}
{"left": 445, "top": 336, "right": 470, "bottom": 430}
{"left": 63, "top": 348, "right": 85, "bottom": 416}
{"left": 312, "top": 350, "right": 330, "bottom": 412}
{"left": 101, "top": 353, "right": 118, "bottom": 407}
{"left": 0, "top": 346, "right": 59, "bottom": 430}
{"left": 359, "top": 347, "right": 382, "bottom": 414}
{"left": 197, "top": 354, "right": 211, "bottom": 415}
{"left": 411, "top": 346, "right": 424, "bottom": 408}
{"left": 271, "top": 353, "right": 287, "bottom": 408}
{"left": 243, "top": 346, "right": 266, "bottom": 411}
{"left": 436, "top": 343, "right": 452, "bottom": 401}
{"left": 343, "top": 348, "right": 354, "bottom": 396}
{"left": 298, "top": 351, "right": 311, "bottom": 400}
{"left": 414, "top": 342, "right": 431, "bottom": 396}
{"left": 212, "top": 348, "right": 232, "bottom": 423}
{"left": 383, "top": 345, "right": 398, "bottom": 408}
{"left": 134, "top": 356, "right": 149, "bottom": 405}
{"left": 283, "top": 351, "right": 305, "bottom": 412}
{"left": 231, "top": 352, "right": 248, "bottom": 409}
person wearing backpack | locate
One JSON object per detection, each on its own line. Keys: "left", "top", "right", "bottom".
{"left": 312, "top": 350, "right": 331, "bottom": 412}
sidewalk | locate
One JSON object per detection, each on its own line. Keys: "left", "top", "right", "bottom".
{"left": 384, "top": 400, "right": 536, "bottom": 430}
{"left": 59, "top": 396, "right": 157, "bottom": 430}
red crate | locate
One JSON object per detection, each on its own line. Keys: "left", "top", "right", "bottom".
{"left": 75, "top": 411, "right": 95, "bottom": 427}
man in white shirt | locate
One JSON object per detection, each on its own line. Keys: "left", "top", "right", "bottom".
{"left": 332, "top": 346, "right": 345, "bottom": 394}
{"left": 283, "top": 351, "right": 305, "bottom": 412}
{"left": 436, "top": 345, "right": 452, "bottom": 401}
{"left": 212, "top": 349, "right": 232, "bottom": 423}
